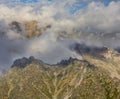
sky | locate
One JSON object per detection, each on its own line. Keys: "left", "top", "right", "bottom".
{"left": 0, "top": 0, "right": 120, "bottom": 75}
{"left": 0, "top": 0, "right": 116, "bottom": 7}
{"left": 0, "top": 0, "right": 117, "bottom": 13}
{"left": 10, "top": 0, "right": 116, "bottom": 5}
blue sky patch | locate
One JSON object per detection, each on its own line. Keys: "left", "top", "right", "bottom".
{"left": 70, "top": 3, "right": 88, "bottom": 14}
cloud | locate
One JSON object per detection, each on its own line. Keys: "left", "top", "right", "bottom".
{"left": 0, "top": 0, "right": 120, "bottom": 74}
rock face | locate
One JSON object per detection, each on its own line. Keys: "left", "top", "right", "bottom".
{"left": 0, "top": 46, "right": 120, "bottom": 99}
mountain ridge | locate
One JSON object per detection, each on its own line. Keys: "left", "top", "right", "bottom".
{"left": 0, "top": 55, "right": 120, "bottom": 99}
{"left": 0, "top": 44, "right": 120, "bottom": 99}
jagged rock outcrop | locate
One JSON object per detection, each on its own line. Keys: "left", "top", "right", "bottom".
{"left": 11, "top": 56, "right": 43, "bottom": 68}
{"left": 56, "top": 57, "right": 77, "bottom": 66}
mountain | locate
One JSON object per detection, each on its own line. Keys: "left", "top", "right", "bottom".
{"left": 9, "top": 20, "right": 51, "bottom": 39}
{"left": 0, "top": 45, "right": 120, "bottom": 99}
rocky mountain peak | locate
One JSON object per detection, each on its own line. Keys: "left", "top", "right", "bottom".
{"left": 11, "top": 56, "right": 43, "bottom": 68}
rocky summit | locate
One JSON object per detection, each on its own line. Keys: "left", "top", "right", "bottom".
{"left": 0, "top": 46, "right": 120, "bottom": 99}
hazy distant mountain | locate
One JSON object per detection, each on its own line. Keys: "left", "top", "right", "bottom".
{"left": 9, "top": 20, "right": 51, "bottom": 39}
{"left": 0, "top": 45, "right": 120, "bottom": 99}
